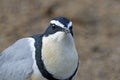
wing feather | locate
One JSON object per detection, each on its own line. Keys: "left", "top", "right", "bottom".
{"left": 0, "top": 37, "right": 35, "bottom": 80}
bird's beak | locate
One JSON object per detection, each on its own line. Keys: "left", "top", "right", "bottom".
{"left": 62, "top": 28, "right": 70, "bottom": 34}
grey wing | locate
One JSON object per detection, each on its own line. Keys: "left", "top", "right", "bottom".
{"left": 0, "top": 38, "right": 35, "bottom": 80}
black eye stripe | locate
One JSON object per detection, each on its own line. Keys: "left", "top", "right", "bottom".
{"left": 50, "top": 24, "right": 63, "bottom": 30}
{"left": 51, "top": 24, "right": 62, "bottom": 29}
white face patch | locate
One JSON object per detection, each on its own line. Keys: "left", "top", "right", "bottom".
{"left": 44, "top": 31, "right": 68, "bottom": 42}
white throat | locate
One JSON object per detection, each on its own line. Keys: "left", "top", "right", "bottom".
{"left": 42, "top": 32, "right": 78, "bottom": 79}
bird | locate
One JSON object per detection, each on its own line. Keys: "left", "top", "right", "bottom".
{"left": 0, "top": 17, "right": 79, "bottom": 80}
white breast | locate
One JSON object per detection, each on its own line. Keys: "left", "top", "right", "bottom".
{"left": 42, "top": 32, "right": 78, "bottom": 79}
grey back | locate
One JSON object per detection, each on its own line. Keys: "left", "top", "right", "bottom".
{"left": 0, "top": 38, "right": 34, "bottom": 80}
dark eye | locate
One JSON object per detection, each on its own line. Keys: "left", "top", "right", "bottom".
{"left": 52, "top": 24, "right": 57, "bottom": 30}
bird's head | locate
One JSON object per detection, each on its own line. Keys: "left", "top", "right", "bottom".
{"left": 43, "top": 17, "right": 73, "bottom": 42}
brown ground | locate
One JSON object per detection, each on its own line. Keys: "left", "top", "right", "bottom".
{"left": 0, "top": 0, "right": 120, "bottom": 80}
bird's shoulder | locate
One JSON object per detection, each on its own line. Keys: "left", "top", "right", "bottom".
{"left": 0, "top": 34, "right": 42, "bottom": 63}
{"left": 0, "top": 34, "right": 43, "bottom": 80}
{"left": 31, "top": 34, "right": 43, "bottom": 43}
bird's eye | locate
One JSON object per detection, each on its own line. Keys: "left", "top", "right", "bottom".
{"left": 52, "top": 25, "right": 57, "bottom": 30}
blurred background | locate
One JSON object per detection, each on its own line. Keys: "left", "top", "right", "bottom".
{"left": 0, "top": 0, "right": 120, "bottom": 80}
